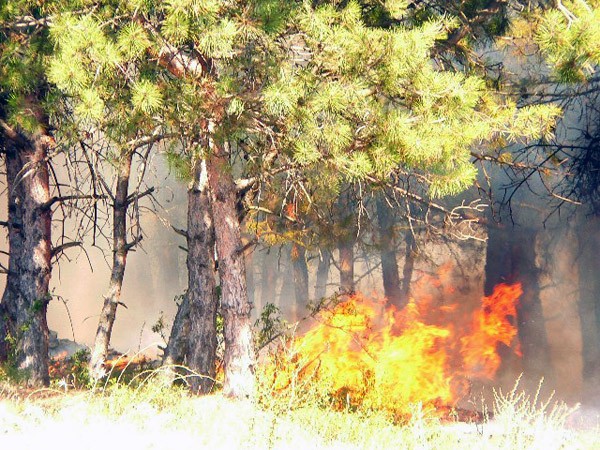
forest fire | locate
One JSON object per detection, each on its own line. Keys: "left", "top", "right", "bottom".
{"left": 264, "top": 281, "right": 522, "bottom": 418}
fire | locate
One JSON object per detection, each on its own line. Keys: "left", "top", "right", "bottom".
{"left": 104, "top": 354, "right": 148, "bottom": 371}
{"left": 461, "top": 283, "right": 522, "bottom": 379}
{"left": 264, "top": 280, "right": 522, "bottom": 416}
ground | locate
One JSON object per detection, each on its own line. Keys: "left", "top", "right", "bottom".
{"left": 0, "top": 380, "right": 598, "bottom": 450}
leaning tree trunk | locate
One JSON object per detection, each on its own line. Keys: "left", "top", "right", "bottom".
{"left": 183, "top": 160, "right": 218, "bottom": 394}
{"left": 0, "top": 124, "right": 53, "bottom": 386}
{"left": 376, "top": 196, "right": 404, "bottom": 309}
{"left": 577, "top": 214, "right": 600, "bottom": 404}
{"left": 291, "top": 243, "right": 309, "bottom": 321}
{"left": 89, "top": 151, "right": 134, "bottom": 378}
{"left": 207, "top": 147, "right": 256, "bottom": 399}
{"left": 162, "top": 292, "right": 190, "bottom": 369}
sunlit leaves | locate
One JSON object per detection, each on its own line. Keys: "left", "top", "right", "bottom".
{"left": 117, "top": 22, "right": 152, "bottom": 60}
{"left": 131, "top": 80, "right": 164, "bottom": 114}
{"left": 535, "top": 5, "right": 600, "bottom": 82}
{"left": 196, "top": 19, "right": 239, "bottom": 58}
{"left": 75, "top": 88, "right": 105, "bottom": 121}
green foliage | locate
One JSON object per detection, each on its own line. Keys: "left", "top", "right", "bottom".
{"left": 536, "top": 2, "right": 600, "bottom": 82}
{"left": 264, "top": 2, "right": 560, "bottom": 198}
{"left": 254, "top": 303, "right": 287, "bottom": 350}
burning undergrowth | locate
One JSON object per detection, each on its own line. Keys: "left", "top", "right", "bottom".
{"left": 258, "top": 280, "right": 523, "bottom": 420}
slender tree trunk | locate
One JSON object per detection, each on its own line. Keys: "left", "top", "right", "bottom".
{"left": 260, "top": 248, "right": 278, "bottom": 310}
{"left": 314, "top": 249, "right": 331, "bottom": 300}
{"left": 376, "top": 197, "right": 404, "bottom": 308}
{"left": 291, "top": 243, "right": 309, "bottom": 320}
{"left": 400, "top": 232, "right": 416, "bottom": 306}
{"left": 244, "top": 236, "right": 255, "bottom": 307}
{"left": 577, "top": 214, "right": 600, "bottom": 404}
{"left": 207, "top": 147, "right": 255, "bottom": 399}
{"left": 338, "top": 241, "right": 355, "bottom": 293}
{"left": 184, "top": 160, "right": 218, "bottom": 394}
{"left": 337, "top": 189, "right": 356, "bottom": 293}
{"left": 89, "top": 151, "right": 133, "bottom": 378}
{"left": 0, "top": 124, "right": 52, "bottom": 386}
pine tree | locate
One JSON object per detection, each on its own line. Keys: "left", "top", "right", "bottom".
{"left": 0, "top": 0, "right": 62, "bottom": 386}
{"left": 45, "top": 0, "right": 563, "bottom": 398}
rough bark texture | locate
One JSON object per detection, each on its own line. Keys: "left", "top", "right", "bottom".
{"left": 0, "top": 125, "right": 52, "bottom": 386}
{"left": 291, "top": 243, "right": 309, "bottom": 320}
{"left": 184, "top": 160, "right": 218, "bottom": 394}
{"left": 484, "top": 225, "right": 554, "bottom": 385}
{"left": 207, "top": 149, "right": 255, "bottom": 399}
{"left": 162, "top": 293, "right": 190, "bottom": 367}
{"left": 89, "top": 152, "right": 133, "bottom": 378}
{"left": 376, "top": 197, "right": 404, "bottom": 309}
{"left": 314, "top": 249, "right": 331, "bottom": 300}
{"left": 577, "top": 215, "right": 600, "bottom": 405}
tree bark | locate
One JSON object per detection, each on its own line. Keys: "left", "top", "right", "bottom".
{"left": 484, "top": 224, "right": 554, "bottom": 384}
{"left": 577, "top": 214, "right": 600, "bottom": 404}
{"left": 0, "top": 124, "right": 53, "bottom": 386}
{"left": 511, "top": 228, "right": 554, "bottom": 385}
{"left": 400, "top": 231, "right": 416, "bottom": 306}
{"left": 314, "top": 249, "right": 331, "bottom": 300}
{"left": 184, "top": 160, "right": 218, "bottom": 394}
{"left": 89, "top": 151, "right": 133, "bottom": 378}
{"left": 291, "top": 243, "right": 309, "bottom": 320}
{"left": 162, "top": 292, "right": 190, "bottom": 368}
{"left": 375, "top": 197, "right": 404, "bottom": 309}
{"left": 339, "top": 241, "right": 355, "bottom": 293}
{"left": 207, "top": 147, "right": 255, "bottom": 399}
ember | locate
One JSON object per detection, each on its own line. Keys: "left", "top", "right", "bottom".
{"left": 264, "top": 281, "right": 522, "bottom": 417}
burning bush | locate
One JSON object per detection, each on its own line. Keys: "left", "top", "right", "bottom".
{"left": 258, "top": 283, "right": 522, "bottom": 419}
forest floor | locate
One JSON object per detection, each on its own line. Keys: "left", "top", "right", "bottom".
{"left": 1, "top": 378, "right": 599, "bottom": 450}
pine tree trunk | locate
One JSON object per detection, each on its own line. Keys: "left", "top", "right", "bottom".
{"left": 339, "top": 241, "right": 354, "bottom": 293}
{"left": 89, "top": 152, "right": 133, "bottom": 378}
{"left": 511, "top": 228, "right": 554, "bottom": 385}
{"left": 291, "top": 243, "right": 309, "bottom": 320}
{"left": 376, "top": 197, "right": 404, "bottom": 308}
{"left": 207, "top": 148, "right": 255, "bottom": 399}
{"left": 184, "top": 160, "right": 218, "bottom": 394}
{"left": 0, "top": 125, "right": 52, "bottom": 386}
{"left": 162, "top": 293, "right": 190, "bottom": 367}
{"left": 400, "top": 232, "right": 416, "bottom": 307}
{"left": 484, "top": 224, "right": 554, "bottom": 384}
{"left": 577, "top": 214, "right": 600, "bottom": 404}
{"left": 314, "top": 249, "right": 331, "bottom": 300}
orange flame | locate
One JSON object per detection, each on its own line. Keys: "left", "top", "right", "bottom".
{"left": 460, "top": 283, "right": 522, "bottom": 379}
{"left": 104, "top": 354, "right": 147, "bottom": 371}
{"left": 266, "top": 280, "right": 522, "bottom": 416}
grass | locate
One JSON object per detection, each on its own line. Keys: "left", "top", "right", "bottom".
{"left": 0, "top": 368, "right": 598, "bottom": 450}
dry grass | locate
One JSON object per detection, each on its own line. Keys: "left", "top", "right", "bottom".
{"left": 1, "top": 373, "right": 598, "bottom": 450}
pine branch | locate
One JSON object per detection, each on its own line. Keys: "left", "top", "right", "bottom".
{"left": 41, "top": 194, "right": 105, "bottom": 211}
{"left": 171, "top": 226, "right": 188, "bottom": 238}
{"left": 126, "top": 187, "right": 155, "bottom": 205}
{"left": 143, "top": 22, "right": 211, "bottom": 78}
{"left": 124, "top": 235, "right": 143, "bottom": 252}
{"left": 51, "top": 241, "right": 83, "bottom": 259}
